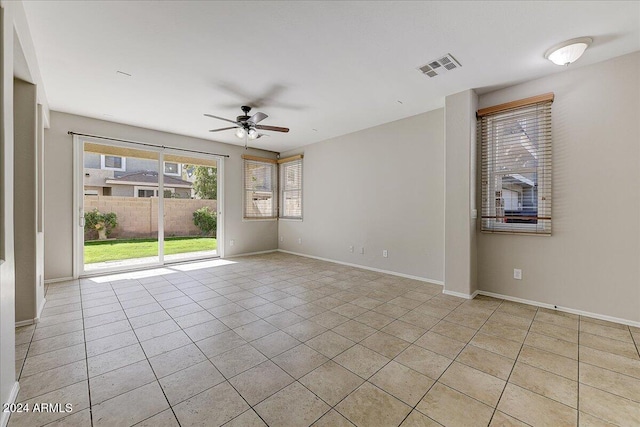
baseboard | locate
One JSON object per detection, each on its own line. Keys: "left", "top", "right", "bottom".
{"left": 477, "top": 290, "right": 640, "bottom": 328}
{"left": 226, "top": 249, "right": 278, "bottom": 258}
{"left": 15, "top": 319, "right": 35, "bottom": 327}
{"left": 44, "top": 276, "right": 74, "bottom": 284}
{"left": 277, "top": 249, "right": 444, "bottom": 286}
{"left": 443, "top": 289, "right": 479, "bottom": 300}
{"left": 1, "top": 382, "right": 20, "bottom": 427}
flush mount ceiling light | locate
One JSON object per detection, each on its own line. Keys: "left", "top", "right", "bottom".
{"left": 544, "top": 37, "right": 592, "bottom": 66}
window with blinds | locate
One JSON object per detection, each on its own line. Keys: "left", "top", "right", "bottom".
{"left": 279, "top": 156, "right": 303, "bottom": 219}
{"left": 242, "top": 155, "right": 277, "bottom": 219}
{"left": 478, "top": 93, "right": 553, "bottom": 235}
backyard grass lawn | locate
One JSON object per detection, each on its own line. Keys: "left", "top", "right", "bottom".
{"left": 84, "top": 237, "right": 217, "bottom": 264}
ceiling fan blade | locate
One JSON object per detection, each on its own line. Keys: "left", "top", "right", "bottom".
{"left": 204, "top": 113, "right": 238, "bottom": 125}
{"left": 209, "top": 126, "right": 237, "bottom": 132}
{"left": 248, "top": 112, "right": 268, "bottom": 124}
{"left": 256, "top": 125, "right": 289, "bottom": 133}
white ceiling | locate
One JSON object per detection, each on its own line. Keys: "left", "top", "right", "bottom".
{"left": 23, "top": 1, "right": 640, "bottom": 152}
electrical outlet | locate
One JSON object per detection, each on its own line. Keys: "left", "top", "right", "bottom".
{"left": 230, "top": 239, "right": 235, "bottom": 247}
{"left": 382, "top": 250, "right": 388, "bottom": 258}
{"left": 360, "top": 247, "right": 365, "bottom": 254}
{"left": 280, "top": 236, "right": 284, "bottom": 242}
{"left": 513, "top": 269, "right": 522, "bottom": 280}
{"left": 298, "top": 238, "right": 302, "bottom": 245}
{"left": 349, "top": 246, "right": 354, "bottom": 253}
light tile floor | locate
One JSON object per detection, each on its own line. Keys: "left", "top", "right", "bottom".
{"left": 11, "top": 253, "right": 640, "bottom": 427}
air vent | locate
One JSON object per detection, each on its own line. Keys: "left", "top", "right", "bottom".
{"left": 418, "top": 53, "right": 461, "bottom": 78}
{"left": 419, "top": 64, "right": 433, "bottom": 73}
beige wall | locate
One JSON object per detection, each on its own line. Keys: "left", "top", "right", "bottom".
{"left": 279, "top": 109, "right": 445, "bottom": 282}
{"left": 444, "top": 89, "right": 478, "bottom": 297}
{"left": 44, "top": 111, "right": 278, "bottom": 280}
{"left": 1, "top": 0, "right": 50, "bottom": 418}
{"left": 477, "top": 52, "right": 640, "bottom": 322}
{"left": 1, "top": 3, "right": 17, "bottom": 414}
{"left": 13, "top": 78, "right": 39, "bottom": 323}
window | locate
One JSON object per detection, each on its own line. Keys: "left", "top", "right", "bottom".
{"left": 101, "top": 154, "right": 126, "bottom": 171}
{"left": 242, "top": 155, "right": 277, "bottom": 219}
{"left": 164, "top": 162, "right": 181, "bottom": 176}
{"left": 138, "top": 189, "right": 156, "bottom": 198}
{"left": 133, "top": 186, "right": 175, "bottom": 198}
{"left": 279, "top": 155, "right": 303, "bottom": 219}
{"left": 479, "top": 93, "right": 553, "bottom": 234}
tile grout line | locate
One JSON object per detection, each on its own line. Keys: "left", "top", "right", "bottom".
{"left": 78, "top": 280, "right": 95, "bottom": 427}
{"left": 203, "top": 275, "right": 438, "bottom": 425}
{"left": 110, "top": 278, "right": 184, "bottom": 427}
{"left": 485, "top": 300, "right": 537, "bottom": 427}
{"left": 577, "top": 315, "right": 581, "bottom": 427}
{"left": 118, "top": 269, "right": 318, "bottom": 424}
{"left": 243, "top": 277, "right": 406, "bottom": 425}
{"left": 38, "top": 256, "right": 640, "bottom": 427}
{"left": 629, "top": 325, "right": 640, "bottom": 359}
{"left": 14, "top": 283, "right": 86, "bottom": 425}
{"left": 83, "top": 280, "right": 171, "bottom": 424}
{"left": 316, "top": 294, "right": 466, "bottom": 426}
{"left": 14, "top": 322, "right": 36, "bottom": 382}
{"left": 380, "top": 294, "right": 497, "bottom": 426}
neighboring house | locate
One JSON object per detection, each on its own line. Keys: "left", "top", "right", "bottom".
{"left": 84, "top": 152, "right": 193, "bottom": 198}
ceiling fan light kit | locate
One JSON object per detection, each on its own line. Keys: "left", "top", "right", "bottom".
{"left": 205, "top": 105, "right": 289, "bottom": 148}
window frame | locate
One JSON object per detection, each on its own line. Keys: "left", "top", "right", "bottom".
{"left": 278, "top": 155, "right": 303, "bottom": 220}
{"left": 163, "top": 161, "right": 181, "bottom": 176}
{"left": 242, "top": 155, "right": 278, "bottom": 220}
{"left": 133, "top": 186, "right": 175, "bottom": 198}
{"left": 479, "top": 93, "right": 553, "bottom": 235}
{"left": 100, "top": 154, "right": 126, "bottom": 171}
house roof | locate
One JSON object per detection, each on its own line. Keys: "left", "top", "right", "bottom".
{"left": 105, "top": 171, "right": 192, "bottom": 188}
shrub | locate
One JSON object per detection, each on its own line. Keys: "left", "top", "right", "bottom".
{"left": 84, "top": 208, "right": 118, "bottom": 239}
{"left": 193, "top": 206, "right": 217, "bottom": 236}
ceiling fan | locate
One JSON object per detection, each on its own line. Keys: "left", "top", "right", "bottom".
{"left": 204, "top": 106, "right": 289, "bottom": 143}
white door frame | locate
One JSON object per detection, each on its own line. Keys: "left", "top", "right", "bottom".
{"left": 73, "top": 135, "right": 224, "bottom": 278}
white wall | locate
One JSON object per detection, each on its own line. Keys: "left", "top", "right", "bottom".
{"left": 279, "top": 109, "right": 444, "bottom": 282}
{"left": 477, "top": 52, "right": 640, "bottom": 323}
{"left": 44, "top": 111, "right": 279, "bottom": 280}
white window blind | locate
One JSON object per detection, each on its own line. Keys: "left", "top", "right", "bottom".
{"left": 279, "top": 156, "right": 303, "bottom": 219}
{"left": 243, "top": 155, "right": 277, "bottom": 219}
{"left": 479, "top": 93, "right": 553, "bottom": 235}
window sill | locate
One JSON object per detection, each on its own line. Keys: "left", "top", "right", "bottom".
{"left": 279, "top": 218, "right": 303, "bottom": 222}
{"left": 481, "top": 230, "right": 551, "bottom": 237}
{"left": 242, "top": 217, "right": 278, "bottom": 222}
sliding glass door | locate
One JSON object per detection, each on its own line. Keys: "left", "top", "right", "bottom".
{"left": 75, "top": 136, "right": 222, "bottom": 276}
{"left": 162, "top": 152, "right": 219, "bottom": 263}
